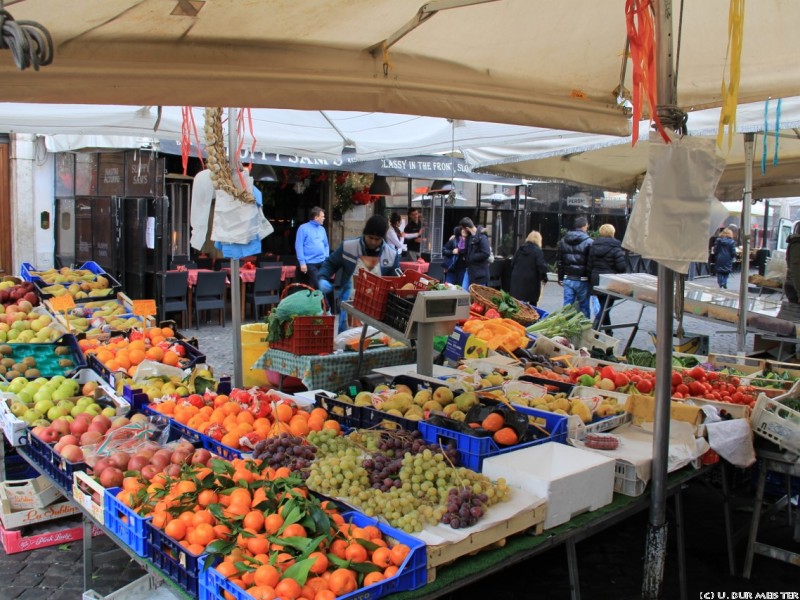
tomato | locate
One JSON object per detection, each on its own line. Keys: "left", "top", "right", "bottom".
{"left": 688, "top": 381, "right": 705, "bottom": 397}
{"left": 676, "top": 383, "right": 689, "bottom": 396}
{"left": 577, "top": 366, "right": 595, "bottom": 377}
{"left": 613, "top": 372, "right": 630, "bottom": 389}
{"left": 672, "top": 372, "right": 684, "bottom": 387}
{"left": 601, "top": 366, "right": 618, "bottom": 381}
{"left": 635, "top": 378, "right": 653, "bottom": 394}
{"left": 706, "top": 371, "right": 719, "bottom": 381}
{"left": 673, "top": 392, "right": 684, "bottom": 399}
{"left": 470, "top": 302, "right": 484, "bottom": 314}
{"left": 687, "top": 366, "right": 707, "bottom": 382}
{"left": 731, "top": 392, "right": 744, "bottom": 404}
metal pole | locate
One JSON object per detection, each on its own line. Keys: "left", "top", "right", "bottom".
{"left": 737, "top": 133, "right": 755, "bottom": 352}
{"left": 643, "top": 1, "right": 675, "bottom": 598}
{"left": 228, "top": 108, "right": 243, "bottom": 388}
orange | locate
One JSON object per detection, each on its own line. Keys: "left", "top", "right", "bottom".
{"left": 314, "top": 590, "right": 336, "bottom": 600}
{"left": 175, "top": 480, "right": 197, "bottom": 495}
{"left": 362, "top": 525, "right": 381, "bottom": 540}
{"left": 115, "top": 490, "right": 136, "bottom": 509}
{"left": 221, "top": 432, "right": 241, "bottom": 449}
{"left": 274, "top": 403, "right": 294, "bottom": 423}
{"left": 492, "top": 426, "right": 518, "bottom": 446}
{"left": 122, "top": 476, "right": 144, "bottom": 493}
{"left": 225, "top": 502, "right": 251, "bottom": 519}
{"left": 223, "top": 402, "right": 242, "bottom": 416}
{"left": 114, "top": 352, "right": 131, "bottom": 370}
{"left": 308, "top": 551, "right": 328, "bottom": 575}
{"left": 178, "top": 511, "right": 196, "bottom": 527}
{"left": 213, "top": 524, "right": 233, "bottom": 541}
{"left": 344, "top": 542, "right": 368, "bottom": 563}
{"left": 371, "top": 546, "right": 393, "bottom": 568}
{"left": 128, "top": 348, "right": 146, "bottom": 366}
{"left": 274, "top": 577, "right": 302, "bottom": 600}
{"left": 162, "top": 350, "right": 180, "bottom": 366}
{"left": 151, "top": 510, "right": 172, "bottom": 529}
{"left": 164, "top": 519, "right": 186, "bottom": 541}
{"left": 307, "top": 416, "right": 325, "bottom": 432}
{"left": 264, "top": 513, "right": 284, "bottom": 535}
{"left": 253, "top": 564, "right": 280, "bottom": 588}
{"left": 229, "top": 488, "right": 252, "bottom": 507}
{"left": 246, "top": 586, "right": 276, "bottom": 600}
{"left": 289, "top": 416, "right": 309, "bottom": 437}
{"left": 274, "top": 552, "right": 295, "bottom": 571}
{"left": 197, "top": 489, "right": 218, "bottom": 507}
{"left": 383, "top": 565, "right": 399, "bottom": 578}
{"left": 389, "top": 543, "right": 411, "bottom": 566}
{"left": 246, "top": 535, "right": 270, "bottom": 556}
{"left": 243, "top": 510, "right": 265, "bottom": 533}
{"left": 145, "top": 346, "right": 164, "bottom": 361}
{"left": 322, "top": 420, "right": 341, "bottom": 433}
{"left": 192, "top": 509, "right": 215, "bottom": 527}
{"left": 105, "top": 359, "right": 121, "bottom": 372}
{"left": 363, "top": 571, "right": 385, "bottom": 586}
{"left": 215, "top": 561, "right": 239, "bottom": 578}
{"left": 329, "top": 539, "right": 348, "bottom": 560}
{"left": 190, "top": 522, "right": 216, "bottom": 547}
{"left": 160, "top": 326, "right": 175, "bottom": 338}
{"left": 280, "top": 523, "right": 307, "bottom": 539}
{"left": 233, "top": 468, "right": 256, "bottom": 484}
{"left": 236, "top": 410, "right": 255, "bottom": 425}
{"left": 327, "top": 569, "right": 357, "bottom": 596}
{"left": 309, "top": 407, "right": 328, "bottom": 421}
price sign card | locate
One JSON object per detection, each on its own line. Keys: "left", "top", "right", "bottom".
{"left": 132, "top": 299, "right": 157, "bottom": 317}
{"left": 49, "top": 294, "right": 76, "bottom": 312}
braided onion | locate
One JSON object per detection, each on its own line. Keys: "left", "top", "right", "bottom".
{"left": 203, "top": 107, "right": 255, "bottom": 204}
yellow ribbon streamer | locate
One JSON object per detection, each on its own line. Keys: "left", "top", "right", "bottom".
{"left": 717, "top": 0, "right": 745, "bottom": 152}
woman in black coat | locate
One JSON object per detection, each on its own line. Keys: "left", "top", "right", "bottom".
{"left": 509, "top": 230, "right": 549, "bottom": 305}
{"left": 460, "top": 217, "right": 491, "bottom": 286}
{"left": 442, "top": 226, "right": 468, "bottom": 286}
{"left": 713, "top": 228, "right": 737, "bottom": 289}
{"left": 588, "top": 223, "right": 627, "bottom": 331}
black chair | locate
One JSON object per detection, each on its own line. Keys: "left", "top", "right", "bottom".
{"left": 426, "top": 261, "right": 445, "bottom": 282}
{"left": 248, "top": 267, "right": 282, "bottom": 320}
{"left": 193, "top": 271, "right": 228, "bottom": 328}
{"left": 258, "top": 261, "right": 283, "bottom": 269}
{"left": 158, "top": 271, "right": 190, "bottom": 329}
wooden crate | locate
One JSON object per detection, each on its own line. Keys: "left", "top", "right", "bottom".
{"left": 425, "top": 500, "right": 546, "bottom": 583}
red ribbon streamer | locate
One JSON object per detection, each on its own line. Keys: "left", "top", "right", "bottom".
{"left": 625, "top": 0, "right": 670, "bottom": 146}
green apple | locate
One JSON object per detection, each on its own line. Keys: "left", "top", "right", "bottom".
{"left": 56, "top": 399, "right": 75, "bottom": 412}
{"left": 16, "top": 390, "right": 34, "bottom": 404}
{"left": 6, "top": 329, "right": 19, "bottom": 341}
{"left": 47, "top": 406, "right": 68, "bottom": 420}
{"left": 101, "top": 406, "right": 117, "bottom": 418}
{"left": 22, "top": 408, "right": 43, "bottom": 424}
{"left": 34, "top": 399, "right": 55, "bottom": 415}
{"left": 7, "top": 378, "right": 27, "bottom": 394}
{"left": 9, "top": 401, "right": 27, "bottom": 417}
{"left": 50, "top": 375, "right": 66, "bottom": 386}
{"left": 51, "top": 387, "right": 73, "bottom": 402}
{"left": 0, "top": 331, "right": 6, "bottom": 343}
{"left": 174, "top": 386, "right": 189, "bottom": 397}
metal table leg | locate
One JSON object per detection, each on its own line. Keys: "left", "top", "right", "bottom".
{"left": 83, "top": 516, "right": 93, "bottom": 592}
{"left": 565, "top": 537, "right": 581, "bottom": 600}
{"left": 674, "top": 489, "right": 687, "bottom": 600}
{"left": 743, "top": 460, "right": 768, "bottom": 578}
{"left": 720, "top": 462, "right": 736, "bottom": 575}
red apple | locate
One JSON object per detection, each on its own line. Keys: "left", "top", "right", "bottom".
{"left": 127, "top": 455, "right": 150, "bottom": 472}
{"left": 99, "top": 467, "right": 124, "bottom": 488}
{"left": 91, "top": 414, "right": 112, "bottom": 430}
{"left": 164, "top": 464, "right": 182, "bottom": 478}
{"left": 50, "top": 418, "right": 71, "bottom": 436}
{"left": 60, "top": 434, "right": 80, "bottom": 446}
{"left": 70, "top": 418, "right": 91, "bottom": 437}
{"left": 80, "top": 431, "right": 103, "bottom": 446}
{"left": 87, "top": 422, "right": 108, "bottom": 435}
{"left": 91, "top": 457, "right": 112, "bottom": 474}
{"left": 139, "top": 465, "right": 159, "bottom": 481}
{"left": 60, "top": 444, "right": 84, "bottom": 462}
{"left": 39, "top": 427, "right": 59, "bottom": 444}
{"left": 108, "top": 451, "right": 130, "bottom": 470}
{"left": 170, "top": 450, "right": 190, "bottom": 465}
{"left": 149, "top": 454, "right": 170, "bottom": 471}
{"left": 190, "top": 449, "right": 212, "bottom": 466}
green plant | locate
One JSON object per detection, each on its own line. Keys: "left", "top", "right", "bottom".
{"left": 332, "top": 172, "right": 374, "bottom": 221}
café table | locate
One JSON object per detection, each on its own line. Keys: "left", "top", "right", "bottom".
{"left": 254, "top": 345, "right": 415, "bottom": 391}
{"left": 399, "top": 260, "right": 430, "bottom": 274}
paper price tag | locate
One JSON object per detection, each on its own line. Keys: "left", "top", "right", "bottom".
{"left": 49, "top": 294, "right": 75, "bottom": 312}
{"left": 132, "top": 299, "right": 157, "bottom": 317}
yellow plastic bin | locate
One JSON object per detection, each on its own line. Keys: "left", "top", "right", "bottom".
{"left": 241, "top": 323, "right": 270, "bottom": 387}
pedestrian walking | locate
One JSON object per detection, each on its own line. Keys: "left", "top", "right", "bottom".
{"left": 318, "top": 214, "right": 400, "bottom": 332}
{"left": 509, "top": 230, "right": 548, "bottom": 305}
{"left": 557, "top": 215, "right": 593, "bottom": 318}
{"left": 294, "top": 206, "right": 329, "bottom": 289}
{"left": 588, "top": 223, "right": 627, "bottom": 332}
{"left": 713, "top": 228, "right": 737, "bottom": 289}
{"left": 442, "top": 226, "right": 468, "bottom": 286}
{"left": 460, "top": 217, "right": 492, "bottom": 286}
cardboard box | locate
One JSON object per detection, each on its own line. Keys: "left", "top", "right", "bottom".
{"left": 648, "top": 330, "right": 710, "bottom": 356}
{"left": 0, "top": 392, "right": 28, "bottom": 447}
{"left": 0, "top": 490, "right": 81, "bottom": 529}
{"left": 624, "top": 393, "right": 704, "bottom": 429}
{"left": 0, "top": 475, "right": 63, "bottom": 510}
{"left": 0, "top": 516, "right": 102, "bottom": 554}
{"left": 482, "top": 442, "right": 615, "bottom": 529}
{"left": 72, "top": 471, "right": 105, "bottom": 523}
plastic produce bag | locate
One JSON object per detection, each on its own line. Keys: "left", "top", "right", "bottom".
{"left": 267, "top": 286, "right": 326, "bottom": 342}
{"left": 623, "top": 134, "right": 727, "bottom": 274}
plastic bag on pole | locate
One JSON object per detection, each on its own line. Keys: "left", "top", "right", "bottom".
{"left": 622, "top": 135, "right": 727, "bottom": 274}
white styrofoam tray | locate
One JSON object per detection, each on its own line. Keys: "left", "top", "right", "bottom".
{"left": 482, "top": 442, "right": 615, "bottom": 529}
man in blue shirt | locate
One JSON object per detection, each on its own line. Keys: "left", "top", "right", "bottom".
{"left": 295, "top": 206, "right": 329, "bottom": 289}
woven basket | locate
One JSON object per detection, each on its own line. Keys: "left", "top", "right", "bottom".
{"left": 468, "top": 284, "right": 540, "bottom": 326}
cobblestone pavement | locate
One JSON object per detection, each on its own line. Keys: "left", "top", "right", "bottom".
{"left": 1, "top": 269, "right": 797, "bottom": 598}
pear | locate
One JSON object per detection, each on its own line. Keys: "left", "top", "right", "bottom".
{"left": 413, "top": 390, "right": 432, "bottom": 407}
{"left": 432, "top": 386, "right": 454, "bottom": 406}
{"left": 454, "top": 392, "right": 479, "bottom": 412}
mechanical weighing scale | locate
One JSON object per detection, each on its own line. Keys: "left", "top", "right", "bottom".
{"left": 342, "top": 287, "right": 471, "bottom": 378}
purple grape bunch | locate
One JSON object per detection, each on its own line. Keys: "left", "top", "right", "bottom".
{"left": 252, "top": 432, "right": 317, "bottom": 478}
{"left": 440, "top": 487, "right": 488, "bottom": 529}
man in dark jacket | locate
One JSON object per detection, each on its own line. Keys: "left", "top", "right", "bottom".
{"left": 588, "top": 223, "right": 627, "bottom": 331}
{"left": 557, "top": 216, "right": 593, "bottom": 318}
{"left": 460, "top": 217, "right": 492, "bottom": 286}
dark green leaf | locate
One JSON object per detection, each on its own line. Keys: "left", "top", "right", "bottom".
{"left": 282, "top": 558, "right": 314, "bottom": 586}
{"left": 205, "top": 539, "right": 235, "bottom": 556}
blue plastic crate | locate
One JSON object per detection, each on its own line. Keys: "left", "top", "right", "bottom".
{"left": 145, "top": 520, "right": 207, "bottom": 597}
{"left": 19, "top": 262, "right": 36, "bottom": 283}
{"left": 124, "top": 377, "right": 231, "bottom": 406}
{"left": 3, "top": 452, "right": 38, "bottom": 480}
{"left": 418, "top": 407, "right": 568, "bottom": 472}
{"left": 104, "top": 487, "right": 151, "bottom": 557}
{"left": 518, "top": 374, "right": 575, "bottom": 395}
{"left": 198, "top": 510, "right": 426, "bottom": 600}
{"left": 24, "top": 431, "right": 87, "bottom": 490}
{"left": 90, "top": 340, "right": 207, "bottom": 388}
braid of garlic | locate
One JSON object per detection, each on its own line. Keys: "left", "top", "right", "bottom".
{"left": 204, "top": 107, "right": 255, "bottom": 204}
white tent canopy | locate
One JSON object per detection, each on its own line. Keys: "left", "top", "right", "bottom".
{"left": 468, "top": 96, "right": 800, "bottom": 200}
{"left": 1, "top": 1, "right": 800, "bottom": 136}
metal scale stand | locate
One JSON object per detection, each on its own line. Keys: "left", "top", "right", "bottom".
{"left": 342, "top": 288, "right": 471, "bottom": 378}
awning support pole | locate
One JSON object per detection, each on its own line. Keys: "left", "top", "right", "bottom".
{"left": 229, "top": 107, "right": 243, "bottom": 389}
{"left": 737, "top": 133, "right": 755, "bottom": 352}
